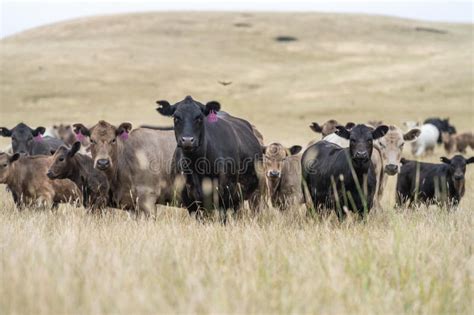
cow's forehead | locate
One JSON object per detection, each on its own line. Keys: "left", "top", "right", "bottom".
{"left": 265, "top": 143, "right": 286, "bottom": 159}
{"left": 12, "top": 123, "right": 33, "bottom": 136}
{"left": 91, "top": 121, "right": 116, "bottom": 138}
{"left": 54, "top": 146, "right": 69, "bottom": 156}
{"left": 451, "top": 156, "right": 466, "bottom": 167}
{"left": 175, "top": 101, "right": 202, "bottom": 115}
{"left": 383, "top": 128, "right": 404, "bottom": 144}
{"left": 351, "top": 125, "right": 372, "bottom": 138}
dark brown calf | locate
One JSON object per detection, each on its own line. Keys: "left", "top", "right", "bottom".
{"left": 47, "top": 142, "right": 110, "bottom": 212}
{"left": 0, "top": 153, "right": 79, "bottom": 208}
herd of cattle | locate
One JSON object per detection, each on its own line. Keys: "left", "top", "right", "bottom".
{"left": 0, "top": 96, "right": 473, "bottom": 220}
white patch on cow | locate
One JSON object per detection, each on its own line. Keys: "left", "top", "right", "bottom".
{"left": 135, "top": 150, "right": 149, "bottom": 170}
{"left": 323, "top": 133, "right": 349, "bottom": 148}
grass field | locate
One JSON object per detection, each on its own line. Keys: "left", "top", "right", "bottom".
{"left": 0, "top": 12, "right": 473, "bottom": 314}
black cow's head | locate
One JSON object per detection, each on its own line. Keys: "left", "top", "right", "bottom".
{"left": 0, "top": 123, "right": 46, "bottom": 155}
{"left": 47, "top": 142, "right": 81, "bottom": 180}
{"left": 156, "top": 96, "right": 220, "bottom": 153}
{"left": 336, "top": 124, "right": 389, "bottom": 167}
{"left": 441, "top": 155, "right": 474, "bottom": 183}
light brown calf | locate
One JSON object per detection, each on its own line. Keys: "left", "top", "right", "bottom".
{"left": 442, "top": 132, "right": 474, "bottom": 154}
{"left": 0, "top": 153, "right": 80, "bottom": 208}
{"left": 262, "top": 143, "right": 303, "bottom": 210}
{"left": 374, "top": 125, "right": 420, "bottom": 202}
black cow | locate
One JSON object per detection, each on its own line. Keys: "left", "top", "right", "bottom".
{"left": 424, "top": 118, "right": 456, "bottom": 144}
{"left": 156, "top": 96, "right": 263, "bottom": 217}
{"left": 302, "top": 124, "right": 388, "bottom": 219}
{"left": 396, "top": 155, "right": 474, "bottom": 207}
{"left": 0, "top": 123, "right": 64, "bottom": 155}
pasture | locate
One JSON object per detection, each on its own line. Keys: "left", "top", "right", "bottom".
{"left": 0, "top": 12, "right": 473, "bottom": 314}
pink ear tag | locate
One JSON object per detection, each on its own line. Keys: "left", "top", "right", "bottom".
{"left": 120, "top": 132, "right": 129, "bottom": 141}
{"left": 34, "top": 134, "right": 43, "bottom": 142}
{"left": 75, "top": 131, "right": 85, "bottom": 142}
{"left": 207, "top": 110, "right": 218, "bottom": 123}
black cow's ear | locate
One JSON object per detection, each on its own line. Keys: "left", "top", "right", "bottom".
{"left": 372, "top": 125, "right": 389, "bottom": 140}
{"left": 288, "top": 145, "right": 302, "bottom": 155}
{"left": 116, "top": 123, "right": 132, "bottom": 136}
{"left": 335, "top": 125, "right": 351, "bottom": 140}
{"left": 0, "top": 127, "right": 12, "bottom": 137}
{"left": 261, "top": 145, "right": 267, "bottom": 154}
{"left": 204, "top": 101, "right": 221, "bottom": 116}
{"left": 309, "top": 123, "right": 323, "bottom": 133}
{"left": 69, "top": 142, "right": 81, "bottom": 157}
{"left": 156, "top": 100, "right": 176, "bottom": 116}
{"left": 440, "top": 157, "right": 451, "bottom": 164}
{"left": 465, "top": 157, "right": 474, "bottom": 164}
{"left": 73, "top": 124, "right": 91, "bottom": 137}
{"left": 9, "top": 153, "right": 20, "bottom": 163}
{"left": 32, "top": 127, "right": 46, "bottom": 137}
{"left": 403, "top": 128, "right": 421, "bottom": 141}
{"left": 345, "top": 122, "right": 356, "bottom": 130}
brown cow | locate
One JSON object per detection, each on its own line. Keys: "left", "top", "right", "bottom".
{"left": 262, "top": 143, "right": 303, "bottom": 210}
{"left": 310, "top": 120, "right": 356, "bottom": 139}
{"left": 73, "top": 121, "right": 181, "bottom": 216}
{"left": 47, "top": 142, "right": 110, "bottom": 212}
{"left": 52, "top": 124, "right": 91, "bottom": 154}
{"left": 442, "top": 132, "right": 474, "bottom": 154}
{"left": 0, "top": 153, "right": 79, "bottom": 208}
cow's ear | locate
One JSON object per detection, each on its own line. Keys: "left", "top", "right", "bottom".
{"left": 309, "top": 123, "right": 323, "bottom": 133}
{"left": 204, "top": 101, "right": 221, "bottom": 116}
{"left": 9, "top": 153, "right": 20, "bottom": 164}
{"left": 32, "top": 127, "right": 46, "bottom": 137}
{"left": 53, "top": 125, "right": 58, "bottom": 129}
{"left": 116, "top": 123, "right": 132, "bottom": 136}
{"left": 345, "top": 122, "right": 356, "bottom": 130}
{"left": 403, "top": 128, "right": 421, "bottom": 141}
{"left": 372, "top": 125, "right": 389, "bottom": 140}
{"left": 335, "top": 125, "right": 351, "bottom": 140}
{"left": 0, "top": 127, "right": 12, "bottom": 137}
{"left": 288, "top": 145, "right": 302, "bottom": 155}
{"left": 73, "top": 124, "right": 91, "bottom": 137}
{"left": 69, "top": 142, "right": 81, "bottom": 157}
{"left": 156, "top": 100, "right": 176, "bottom": 116}
{"left": 465, "top": 157, "right": 474, "bottom": 164}
{"left": 440, "top": 157, "right": 451, "bottom": 164}
{"left": 261, "top": 146, "right": 267, "bottom": 154}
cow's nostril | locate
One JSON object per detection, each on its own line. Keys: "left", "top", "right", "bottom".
{"left": 97, "top": 159, "right": 110, "bottom": 169}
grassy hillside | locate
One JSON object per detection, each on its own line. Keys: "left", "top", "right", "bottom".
{"left": 0, "top": 12, "right": 473, "bottom": 314}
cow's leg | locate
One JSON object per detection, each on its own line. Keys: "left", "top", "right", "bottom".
{"left": 136, "top": 186, "right": 158, "bottom": 219}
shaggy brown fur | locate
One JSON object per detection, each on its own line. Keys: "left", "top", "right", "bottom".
{"left": 442, "top": 132, "right": 474, "bottom": 154}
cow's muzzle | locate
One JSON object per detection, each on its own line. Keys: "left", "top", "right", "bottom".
{"left": 96, "top": 159, "right": 110, "bottom": 170}
{"left": 179, "top": 137, "right": 196, "bottom": 151}
{"left": 384, "top": 164, "right": 399, "bottom": 176}
{"left": 267, "top": 170, "right": 281, "bottom": 179}
{"left": 46, "top": 171, "right": 57, "bottom": 179}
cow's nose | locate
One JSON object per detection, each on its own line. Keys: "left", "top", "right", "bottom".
{"left": 454, "top": 174, "right": 464, "bottom": 181}
{"left": 181, "top": 137, "right": 195, "bottom": 148}
{"left": 268, "top": 170, "right": 281, "bottom": 178}
{"left": 354, "top": 151, "right": 368, "bottom": 160}
{"left": 46, "top": 171, "right": 55, "bottom": 179}
{"left": 96, "top": 159, "right": 110, "bottom": 170}
{"left": 385, "top": 164, "right": 399, "bottom": 175}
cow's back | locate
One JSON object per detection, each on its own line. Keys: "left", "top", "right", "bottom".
{"left": 116, "top": 128, "right": 178, "bottom": 206}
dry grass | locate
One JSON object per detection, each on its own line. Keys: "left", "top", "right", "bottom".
{"left": 0, "top": 12, "right": 473, "bottom": 314}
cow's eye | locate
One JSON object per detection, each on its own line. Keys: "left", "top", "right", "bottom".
{"left": 2, "top": 164, "right": 7, "bottom": 167}
{"left": 59, "top": 157, "right": 65, "bottom": 162}
{"left": 350, "top": 139, "right": 356, "bottom": 144}
{"left": 111, "top": 138, "right": 116, "bottom": 144}
{"left": 90, "top": 139, "right": 96, "bottom": 144}
{"left": 195, "top": 117, "right": 203, "bottom": 123}
{"left": 11, "top": 137, "right": 16, "bottom": 141}
{"left": 174, "top": 116, "right": 181, "bottom": 123}
{"left": 399, "top": 143, "right": 404, "bottom": 149}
